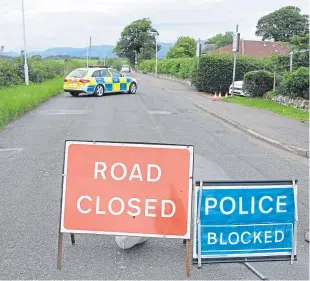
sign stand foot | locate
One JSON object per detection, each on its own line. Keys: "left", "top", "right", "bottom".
{"left": 57, "top": 232, "right": 63, "bottom": 270}
{"left": 243, "top": 262, "right": 268, "bottom": 280}
{"left": 71, "top": 233, "right": 76, "bottom": 245}
{"left": 186, "top": 239, "right": 190, "bottom": 277}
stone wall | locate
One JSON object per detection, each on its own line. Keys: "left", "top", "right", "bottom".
{"left": 272, "top": 95, "right": 309, "bottom": 110}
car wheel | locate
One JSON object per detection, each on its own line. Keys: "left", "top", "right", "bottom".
{"left": 70, "top": 92, "right": 79, "bottom": 97}
{"left": 128, "top": 82, "right": 137, "bottom": 94}
{"left": 94, "top": 85, "right": 104, "bottom": 97}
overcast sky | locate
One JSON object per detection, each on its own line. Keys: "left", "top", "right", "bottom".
{"left": 1, "top": 0, "right": 309, "bottom": 52}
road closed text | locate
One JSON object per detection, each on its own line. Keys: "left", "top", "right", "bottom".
{"left": 94, "top": 161, "right": 162, "bottom": 182}
{"left": 77, "top": 196, "right": 176, "bottom": 218}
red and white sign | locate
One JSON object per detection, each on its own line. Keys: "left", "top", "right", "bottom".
{"left": 60, "top": 141, "right": 194, "bottom": 239}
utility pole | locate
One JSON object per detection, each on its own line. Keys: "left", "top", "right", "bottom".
{"left": 155, "top": 34, "right": 158, "bottom": 78}
{"left": 196, "top": 38, "right": 201, "bottom": 68}
{"left": 21, "top": 0, "right": 29, "bottom": 85}
{"left": 134, "top": 50, "right": 137, "bottom": 71}
{"left": 89, "top": 36, "right": 92, "bottom": 63}
{"left": 289, "top": 52, "right": 293, "bottom": 72}
{"left": 86, "top": 47, "right": 89, "bottom": 68}
{"left": 231, "top": 25, "right": 240, "bottom": 97}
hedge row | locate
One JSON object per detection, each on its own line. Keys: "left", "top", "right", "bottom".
{"left": 139, "top": 54, "right": 271, "bottom": 93}
{"left": 139, "top": 58, "right": 196, "bottom": 79}
{"left": 278, "top": 67, "right": 309, "bottom": 99}
{"left": 193, "top": 53, "right": 271, "bottom": 93}
{"left": 243, "top": 68, "right": 309, "bottom": 99}
{"left": 0, "top": 58, "right": 85, "bottom": 87}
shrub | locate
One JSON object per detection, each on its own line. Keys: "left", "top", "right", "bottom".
{"left": 243, "top": 70, "right": 274, "bottom": 97}
{"left": 0, "top": 57, "right": 85, "bottom": 87}
{"left": 192, "top": 53, "right": 270, "bottom": 93}
{"left": 139, "top": 58, "right": 195, "bottom": 79}
{"left": 278, "top": 67, "right": 309, "bottom": 99}
{"left": 0, "top": 59, "right": 23, "bottom": 86}
{"left": 264, "top": 89, "right": 277, "bottom": 99}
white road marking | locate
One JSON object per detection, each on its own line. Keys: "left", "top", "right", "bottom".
{"left": 147, "top": 111, "right": 172, "bottom": 115}
{"left": 161, "top": 87, "right": 182, "bottom": 92}
{"left": 0, "top": 148, "right": 23, "bottom": 152}
{"left": 34, "top": 110, "right": 89, "bottom": 115}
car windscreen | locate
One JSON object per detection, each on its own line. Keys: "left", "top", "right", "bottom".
{"left": 68, "top": 69, "right": 88, "bottom": 78}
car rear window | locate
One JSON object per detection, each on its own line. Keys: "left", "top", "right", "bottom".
{"left": 68, "top": 69, "right": 88, "bottom": 78}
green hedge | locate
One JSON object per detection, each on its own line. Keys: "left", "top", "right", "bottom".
{"left": 243, "top": 70, "right": 274, "bottom": 97}
{"left": 139, "top": 58, "right": 195, "bottom": 79}
{"left": 0, "top": 57, "right": 85, "bottom": 87}
{"left": 278, "top": 67, "right": 309, "bottom": 99}
{"left": 192, "top": 53, "right": 271, "bottom": 93}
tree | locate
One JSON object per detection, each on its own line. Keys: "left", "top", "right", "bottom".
{"left": 31, "top": 55, "right": 42, "bottom": 60}
{"left": 255, "top": 6, "right": 309, "bottom": 42}
{"left": 290, "top": 33, "right": 309, "bottom": 68}
{"left": 114, "top": 18, "right": 160, "bottom": 65}
{"left": 166, "top": 36, "right": 196, "bottom": 59}
{"left": 207, "top": 32, "right": 233, "bottom": 48}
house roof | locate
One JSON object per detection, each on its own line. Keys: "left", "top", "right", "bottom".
{"left": 215, "top": 40, "right": 291, "bottom": 57}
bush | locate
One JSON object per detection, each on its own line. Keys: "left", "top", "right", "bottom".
{"left": 192, "top": 53, "right": 271, "bottom": 93}
{"left": 243, "top": 70, "right": 274, "bottom": 97}
{"left": 264, "top": 89, "right": 277, "bottom": 99}
{"left": 278, "top": 67, "right": 309, "bottom": 99}
{"left": 0, "top": 59, "right": 23, "bottom": 86}
{"left": 0, "top": 57, "right": 85, "bottom": 87}
{"left": 139, "top": 58, "right": 196, "bottom": 79}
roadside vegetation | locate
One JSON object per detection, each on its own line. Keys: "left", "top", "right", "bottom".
{"left": 0, "top": 78, "right": 63, "bottom": 130}
{"left": 136, "top": 6, "right": 309, "bottom": 121}
{"left": 222, "top": 96, "right": 309, "bottom": 122}
{"left": 0, "top": 56, "right": 128, "bottom": 129}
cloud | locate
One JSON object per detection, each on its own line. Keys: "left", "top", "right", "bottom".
{"left": 1, "top": 0, "right": 309, "bottom": 52}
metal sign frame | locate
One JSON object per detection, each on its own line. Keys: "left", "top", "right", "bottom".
{"left": 193, "top": 180, "right": 298, "bottom": 265}
{"left": 57, "top": 140, "right": 195, "bottom": 277}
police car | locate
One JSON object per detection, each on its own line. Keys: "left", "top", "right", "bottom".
{"left": 64, "top": 66, "right": 137, "bottom": 97}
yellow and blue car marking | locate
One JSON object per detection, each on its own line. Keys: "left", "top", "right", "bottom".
{"left": 64, "top": 67, "right": 137, "bottom": 96}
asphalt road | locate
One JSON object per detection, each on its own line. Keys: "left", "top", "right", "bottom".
{"left": 0, "top": 73, "right": 309, "bottom": 280}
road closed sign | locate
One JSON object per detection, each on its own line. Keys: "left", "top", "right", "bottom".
{"left": 193, "top": 181, "right": 297, "bottom": 263}
{"left": 60, "top": 141, "right": 194, "bottom": 239}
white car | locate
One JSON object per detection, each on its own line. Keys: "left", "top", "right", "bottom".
{"left": 229, "top": 81, "right": 249, "bottom": 96}
{"left": 121, "top": 65, "right": 131, "bottom": 73}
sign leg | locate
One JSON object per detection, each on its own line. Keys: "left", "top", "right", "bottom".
{"left": 243, "top": 262, "right": 267, "bottom": 280}
{"left": 57, "top": 232, "right": 63, "bottom": 269}
{"left": 186, "top": 239, "right": 190, "bottom": 277}
{"left": 71, "top": 233, "right": 76, "bottom": 245}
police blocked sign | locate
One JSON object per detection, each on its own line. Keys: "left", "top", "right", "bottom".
{"left": 193, "top": 181, "right": 297, "bottom": 262}
{"left": 60, "top": 141, "right": 194, "bottom": 238}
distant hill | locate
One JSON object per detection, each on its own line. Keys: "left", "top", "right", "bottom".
{"left": 0, "top": 42, "right": 174, "bottom": 59}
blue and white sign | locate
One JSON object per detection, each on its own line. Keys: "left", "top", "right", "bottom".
{"left": 193, "top": 181, "right": 298, "bottom": 262}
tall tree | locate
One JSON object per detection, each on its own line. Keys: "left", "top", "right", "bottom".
{"left": 114, "top": 18, "right": 160, "bottom": 65}
{"left": 255, "top": 6, "right": 309, "bottom": 42}
{"left": 166, "top": 36, "right": 196, "bottom": 59}
{"left": 207, "top": 32, "right": 233, "bottom": 48}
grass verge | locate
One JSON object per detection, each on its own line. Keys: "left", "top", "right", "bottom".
{"left": 222, "top": 96, "right": 309, "bottom": 122}
{"left": 0, "top": 77, "right": 63, "bottom": 130}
